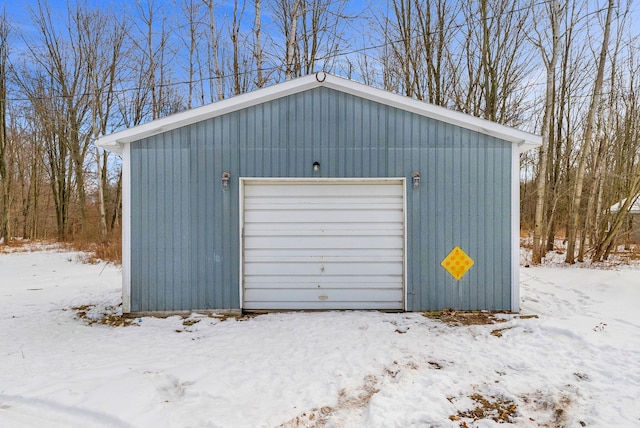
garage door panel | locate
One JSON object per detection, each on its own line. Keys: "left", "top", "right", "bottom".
{"left": 244, "top": 288, "right": 403, "bottom": 304}
{"left": 244, "top": 275, "right": 402, "bottom": 284}
{"left": 246, "top": 196, "right": 402, "bottom": 207}
{"left": 243, "top": 301, "right": 403, "bottom": 310}
{"left": 244, "top": 235, "right": 403, "bottom": 250}
{"left": 244, "top": 261, "right": 403, "bottom": 276}
{"left": 244, "top": 183, "right": 403, "bottom": 197}
{"left": 244, "top": 209, "right": 404, "bottom": 224}
{"left": 243, "top": 254, "right": 403, "bottom": 263}
{"left": 242, "top": 180, "right": 405, "bottom": 310}
{"left": 243, "top": 279, "right": 403, "bottom": 288}
{"left": 244, "top": 248, "right": 403, "bottom": 259}
{"left": 245, "top": 222, "right": 402, "bottom": 233}
{"left": 244, "top": 228, "right": 402, "bottom": 237}
{"left": 247, "top": 203, "right": 401, "bottom": 211}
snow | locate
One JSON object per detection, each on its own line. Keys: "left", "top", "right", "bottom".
{"left": 1, "top": 247, "right": 640, "bottom": 427}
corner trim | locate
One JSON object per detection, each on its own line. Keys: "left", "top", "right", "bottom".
{"left": 510, "top": 146, "right": 520, "bottom": 312}
{"left": 122, "top": 143, "right": 132, "bottom": 314}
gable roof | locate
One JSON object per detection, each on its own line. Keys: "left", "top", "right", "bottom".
{"left": 610, "top": 194, "right": 640, "bottom": 214}
{"left": 97, "top": 72, "right": 542, "bottom": 155}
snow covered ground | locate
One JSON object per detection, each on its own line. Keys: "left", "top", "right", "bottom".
{"left": 1, "top": 247, "right": 639, "bottom": 427}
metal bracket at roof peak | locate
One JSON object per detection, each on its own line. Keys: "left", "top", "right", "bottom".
{"left": 315, "top": 71, "right": 327, "bottom": 83}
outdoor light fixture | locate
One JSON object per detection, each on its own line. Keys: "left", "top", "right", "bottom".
{"left": 221, "top": 171, "right": 230, "bottom": 191}
{"left": 412, "top": 172, "right": 421, "bottom": 188}
{"left": 313, "top": 162, "right": 320, "bottom": 173}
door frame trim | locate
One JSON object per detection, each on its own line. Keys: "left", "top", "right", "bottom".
{"left": 239, "top": 177, "right": 407, "bottom": 311}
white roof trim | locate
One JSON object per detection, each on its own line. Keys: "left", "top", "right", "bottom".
{"left": 610, "top": 194, "right": 640, "bottom": 214}
{"left": 97, "top": 73, "right": 542, "bottom": 155}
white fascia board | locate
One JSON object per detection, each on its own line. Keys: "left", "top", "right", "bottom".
{"left": 97, "top": 73, "right": 541, "bottom": 155}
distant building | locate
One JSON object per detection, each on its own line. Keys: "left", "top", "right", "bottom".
{"left": 610, "top": 195, "right": 640, "bottom": 245}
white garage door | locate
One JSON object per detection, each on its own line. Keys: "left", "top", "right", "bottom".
{"left": 241, "top": 179, "right": 405, "bottom": 310}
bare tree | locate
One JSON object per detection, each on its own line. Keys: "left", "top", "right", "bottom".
{"left": 565, "top": 0, "right": 615, "bottom": 264}
{"left": 20, "top": 0, "right": 92, "bottom": 239}
{"left": 591, "top": 36, "right": 640, "bottom": 261}
{"left": 254, "top": 0, "right": 267, "bottom": 88}
{"left": 541, "top": 0, "right": 591, "bottom": 253}
{"left": 388, "top": 0, "right": 419, "bottom": 97}
{"left": 299, "top": 0, "right": 348, "bottom": 75}
{"left": 18, "top": 72, "right": 73, "bottom": 240}
{"left": 202, "top": 0, "right": 224, "bottom": 101}
{"left": 132, "top": 0, "right": 183, "bottom": 119}
{"left": 0, "top": 11, "right": 10, "bottom": 243}
{"left": 176, "top": 0, "right": 204, "bottom": 109}
{"left": 270, "top": 0, "right": 349, "bottom": 80}
{"left": 454, "top": 0, "right": 533, "bottom": 125}
{"left": 83, "top": 8, "right": 128, "bottom": 242}
{"left": 16, "top": 0, "right": 132, "bottom": 241}
{"left": 274, "top": 0, "right": 303, "bottom": 80}
{"left": 382, "top": 0, "right": 459, "bottom": 103}
{"left": 7, "top": 117, "right": 37, "bottom": 239}
{"left": 531, "top": 0, "right": 562, "bottom": 264}
{"left": 578, "top": 2, "right": 631, "bottom": 261}
{"left": 230, "top": 0, "right": 248, "bottom": 95}
{"left": 415, "top": 0, "right": 456, "bottom": 106}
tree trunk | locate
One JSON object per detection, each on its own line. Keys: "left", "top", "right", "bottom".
{"left": 95, "top": 147, "right": 108, "bottom": 242}
{"left": 0, "top": 14, "right": 10, "bottom": 244}
{"left": 565, "top": 0, "right": 614, "bottom": 264}
{"left": 578, "top": 130, "right": 606, "bottom": 261}
{"left": 231, "top": 0, "right": 246, "bottom": 95}
{"left": 254, "top": 0, "right": 265, "bottom": 88}
{"left": 285, "top": 0, "right": 302, "bottom": 80}
{"left": 110, "top": 170, "right": 122, "bottom": 231}
{"left": 204, "top": 0, "right": 224, "bottom": 101}
{"left": 532, "top": 0, "right": 561, "bottom": 264}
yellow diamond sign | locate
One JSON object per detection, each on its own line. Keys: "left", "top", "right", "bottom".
{"left": 441, "top": 246, "right": 474, "bottom": 280}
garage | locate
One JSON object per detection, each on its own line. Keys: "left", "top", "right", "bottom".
{"left": 241, "top": 179, "right": 405, "bottom": 310}
{"left": 97, "top": 72, "right": 541, "bottom": 314}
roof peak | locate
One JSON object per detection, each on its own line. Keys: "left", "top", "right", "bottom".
{"left": 97, "top": 73, "right": 541, "bottom": 155}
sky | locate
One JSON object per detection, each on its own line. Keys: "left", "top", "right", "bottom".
{"left": 4, "top": 0, "right": 635, "bottom": 80}
{"left": 2, "top": 0, "right": 638, "bottom": 127}
{"left": 1, "top": 0, "right": 369, "bottom": 39}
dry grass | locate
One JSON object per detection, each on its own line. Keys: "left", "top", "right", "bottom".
{"left": 71, "top": 304, "right": 138, "bottom": 327}
{"left": 0, "top": 238, "right": 57, "bottom": 253}
{"left": 68, "top": 232, "right": 122, "bottom": 265}
{"left": 491, "top": 327, "right": 512, "bottom": 337}
{"left": 423, "top": 308, "right": 508, "bottom": 326}
{"left": 3, "top": 238, "right": 31, "bottom": 249}
{"left": 449, "top": 393, "right": 518, "bottom": 425}
{"left": 0, "top": 228, "right": 121, "bottom": 265}
{"left": 206, "top": 312, "right": 254, "bottom": 321}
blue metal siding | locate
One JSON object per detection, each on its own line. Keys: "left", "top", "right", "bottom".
{"left": 130, "top": 86, "right": 512, "bottom": 312}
